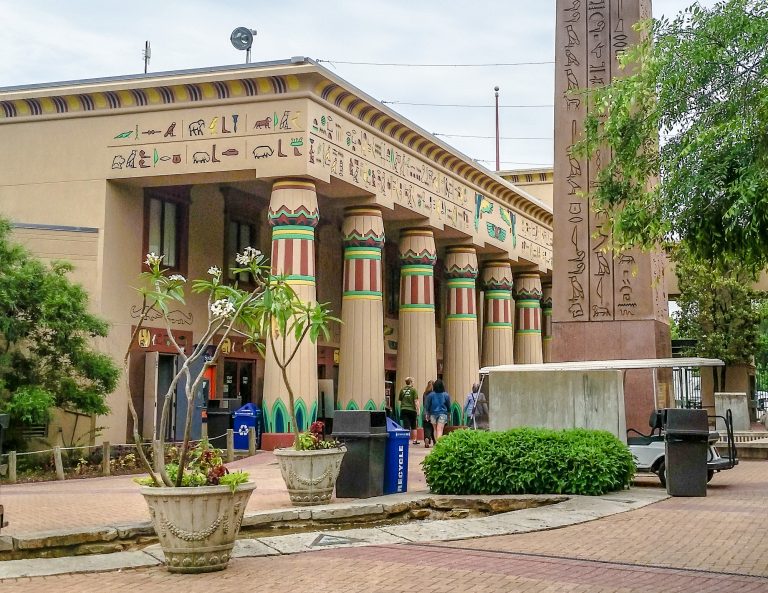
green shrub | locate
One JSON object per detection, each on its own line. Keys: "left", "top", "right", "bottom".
{"left": 422, "top": 427, "right": 635, "bottom": 496}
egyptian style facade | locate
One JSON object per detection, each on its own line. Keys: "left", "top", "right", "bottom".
{"left": 0, "top": 59, "right": 554, "bottom": 445}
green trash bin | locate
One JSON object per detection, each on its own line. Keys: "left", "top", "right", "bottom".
{"left": 332, "top": 410, "right": 387, "bottom": 498}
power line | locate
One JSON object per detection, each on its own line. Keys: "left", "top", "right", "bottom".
{"left": 435, "top": 133, "right": 552, "bottom": 140}
{"left": 476, "top": 159, "right": 553, "bottom": 167}
{"left": 383, "top": 100, "right": 553, "bottom": 108}
{"left": 317, "top": 59, "right": 554, "bottom": 68}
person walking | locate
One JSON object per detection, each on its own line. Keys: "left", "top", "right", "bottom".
{"left": 464, "top": 383, "right": 481, "bottom": 429}
{"left": 425, "top": 379, "right": 451, "bottom": 442}
{"left": 422, "top": 380, "right": 434, "bottom": 447}
{"left": 398, "top": 377, "right": 420, "bottom": 444}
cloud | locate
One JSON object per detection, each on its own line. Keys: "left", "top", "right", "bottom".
{"left": 0, "top": 0, "right": 717, "bottom": 167}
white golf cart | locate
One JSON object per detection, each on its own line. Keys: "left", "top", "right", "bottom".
{"left": 628, "top": 408, "right": 738, "bottom": 486}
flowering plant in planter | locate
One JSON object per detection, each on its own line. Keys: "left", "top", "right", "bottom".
{"left": 126, "top": 247, "right": 339, "bottom": 478}
{"left": 295, "top": 421, "right": 341, "bottom": 451}
{"left": 136, "top": 440, "right": 248, "bottom": 491}
{"left": 125, "top": 247, "right": 338, "bottom": 568}
{"left": 125, "top": 249, "right": 270, "bottom": 486}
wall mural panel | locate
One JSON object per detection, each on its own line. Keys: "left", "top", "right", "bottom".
{"left": 106, "top": 99, "right": 308, "bottom": 179}
{"left": 102, "top": 95, "right": 551, "bottom": 270}
{"left": 307, "top": 104, "right": 552, "bottom": 270}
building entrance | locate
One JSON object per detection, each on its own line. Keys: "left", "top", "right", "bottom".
{"left": 222, "top": 359, "right": 257, "bottom": 406}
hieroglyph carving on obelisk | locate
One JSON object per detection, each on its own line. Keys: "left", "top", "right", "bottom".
{"left": 553, "top": 0, "right": 665, "bottom": 326}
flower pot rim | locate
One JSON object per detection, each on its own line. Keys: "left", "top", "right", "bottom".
{"left": 273, "top": 445, "right": 347, "bottom": 456}
{"left": 139, "top": 481, "right": 257, "bottom": 496}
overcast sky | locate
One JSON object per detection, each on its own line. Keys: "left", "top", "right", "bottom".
{"left": 0, "top": 0, "right": 712, "bottom": 169}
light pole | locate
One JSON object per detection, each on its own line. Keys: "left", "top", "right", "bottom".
{"left": 494, "top": 86, "right": 500, "bottom": 172}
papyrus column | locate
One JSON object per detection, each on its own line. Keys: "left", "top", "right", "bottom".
{"left": 396, "top": 228, "right": 437, "bottom": 399}
{"left": 337, "top": 207, "right": 385, "bottom": 412}
{"left": 542, "top": 281, "right": 553, "bottom": 363}
{"left": 480, "top": 261, "right": 515, "bottom": 367}
{"left": 443, "top": 247, "right": 479, "bottom": 421}
{"left": 514, "top": 272, "right": 544, "bottom": 364}
{"left": 263, "top": 179, "right": 319, "bottom": 433}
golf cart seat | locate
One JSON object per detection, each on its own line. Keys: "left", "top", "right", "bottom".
{"left": 627, "top": 409, "right": 665, "bottom": 445}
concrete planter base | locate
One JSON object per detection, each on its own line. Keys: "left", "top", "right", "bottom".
{"left": 140, "top": 482, "right": 256, "bottom": 573}
{"left": 274, "top": 447, "right": 346, "bottom": 506}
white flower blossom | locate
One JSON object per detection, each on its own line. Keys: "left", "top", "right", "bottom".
{"left": 144, "top": 252, "right": 163, "bottom": 267}
{"left": 207, "top": 266, "right": 221, "bottom": 277}
{"left": 235, "top": 246, "right": 262, "bottom": 265}
{"left": 168, "top": 274, "right": 186, "bottom": 283}
{"left": 210, "top": 299, "right": 236, "bottom": 318}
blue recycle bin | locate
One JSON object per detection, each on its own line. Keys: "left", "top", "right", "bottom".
{"left": 232, "top": 403, "right": 262, "bottom": 451}
{"left": 384, "top": 417, "right": 410, "bottom": 494}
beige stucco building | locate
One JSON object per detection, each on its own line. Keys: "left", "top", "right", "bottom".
{"left": 0, "top": 58, "right": 554, "bottom": 447}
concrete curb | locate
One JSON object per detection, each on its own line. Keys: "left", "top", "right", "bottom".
{"left": 0, "top": 487, "right": 668, "bottom": 580}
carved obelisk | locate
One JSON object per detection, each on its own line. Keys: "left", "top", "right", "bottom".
{"left": 552, "top": 0, "right": 671, "bottom": 431}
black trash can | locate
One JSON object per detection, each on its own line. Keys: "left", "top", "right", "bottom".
{"left": 332, "top": 410, "right": 387, "bottom": 498}
{"left": 206, "top": 404, "right": 232, "bottom": 444}
{"left": 664, "top": 408, "right": 710, "bottom": 497}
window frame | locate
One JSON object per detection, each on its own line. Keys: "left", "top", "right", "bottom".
{"left": 225, "top": 218, "right": 258, "bottom": 284}
{"left": 142, "top": 186, "right": 190, "bottom": 276}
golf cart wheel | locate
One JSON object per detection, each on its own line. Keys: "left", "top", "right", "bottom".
{"left": 707, "top": 469, "right": 715, "bottom": 483}
{"left": 656, "top": 459, "right": 666, "bottom": 487}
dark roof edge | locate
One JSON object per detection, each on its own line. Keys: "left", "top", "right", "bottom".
{"left": 0, "top": 57, "right": 312, "bottom": 93}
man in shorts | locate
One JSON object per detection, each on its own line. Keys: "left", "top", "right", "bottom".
{"left": 398, "top": 377, "right": 420, "bottom": 444}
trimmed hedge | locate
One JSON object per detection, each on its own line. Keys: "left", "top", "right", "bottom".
{"left": 422, "top": 427, "right": 635, "bottom": 496}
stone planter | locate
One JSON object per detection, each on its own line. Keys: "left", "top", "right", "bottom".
{"left": 140, "top": 482, "right": 256, "bottom": 573}
{"left": 274, "top": 446, "right": 346, "bottom": 506}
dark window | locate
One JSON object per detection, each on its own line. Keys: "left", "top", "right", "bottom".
{"left": 434, "top": 259, "right": 442, "bottom": 327}
{"left": 385, "top": 243, "right": 400, "bottom": 316}
{"left": 227, "top": 220, "right": 256, "bottom": 282}
{"left": 143, "top": 186, "right": 190, "bottom": 274}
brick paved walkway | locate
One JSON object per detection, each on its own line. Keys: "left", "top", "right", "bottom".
{"left": 2, "top": 460, "right": 768, "bottom": 591}
{"left": 0, "top": 446, "right": 431, "bottom": 536}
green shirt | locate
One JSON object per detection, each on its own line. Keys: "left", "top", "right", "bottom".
{"left": 398, "top": 386, "right": 418, "bottom": 411}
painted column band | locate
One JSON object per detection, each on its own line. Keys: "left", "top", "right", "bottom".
{"left": 481, "top": 260, "right": 515, "bottom": 367}
{"left": 338, "top": 206, "right": 386, "bottom": 412}
{"left": 268, "top": 179, "right": 319, "bottom": 287}
{"left": 263, "top": 179, "right": 320, "bottom": 433}
{"left": 443, "top": 246, "right": 480, "bottom": 425}
{"left": 396, "top": 227, "right": 437, "bottom": 412}
{"left": 513, "top": 272, "right": 544, "bottom": 365}
{"left": 542, "top": 282, "right": 553, "bottom": 363}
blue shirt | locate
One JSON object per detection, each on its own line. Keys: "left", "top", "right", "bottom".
{"left": 426, "top": 391, "right": 450, "bottom": 416}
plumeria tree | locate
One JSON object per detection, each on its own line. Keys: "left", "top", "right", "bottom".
{"left": 127, "top": 247, "right": 336, "bottom": 487}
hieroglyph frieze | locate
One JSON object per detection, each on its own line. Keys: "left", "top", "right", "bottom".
{"left": 307, "top": 105, "right": 552, "bottom": 270}
{"left": 106, "top": 99, "right": 308, "bottom": 179}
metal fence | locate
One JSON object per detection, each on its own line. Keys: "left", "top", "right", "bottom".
{"left": 672, "top": 366, "right": 702, "bottom": 409}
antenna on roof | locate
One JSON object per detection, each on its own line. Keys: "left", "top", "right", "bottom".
{"left": 143, "top": 41, "right": 151, "bottom": 74}
{"left": 230, "top": 27, "right": 257, "bottom": 64}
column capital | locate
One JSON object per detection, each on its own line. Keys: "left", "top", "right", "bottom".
{"left": 445, "top": 246, "right": 479, "bottom": 280}
{"left": 541, "top": 282, "right": 553, "bottom": 310}
{"left": 513, "top": 272, "right": 544, "bottom": 301}
{"left": 268, "top": 179, "right": 319, "bottom": 228}
{"left": 399, "top": 227, "right": 436, "bottom": 265}
{"left": 481, "top": 260, "right": 514, "bottom": 291}
{"left": 342, "top": 206, "right": 384, "bottom": 248}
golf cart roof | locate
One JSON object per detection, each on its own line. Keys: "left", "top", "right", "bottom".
{"left": 479, "top": 357, "right": 724, "bottom": 375}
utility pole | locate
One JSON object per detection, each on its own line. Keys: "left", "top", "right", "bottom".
{"left": 494, "top": 86, "right": 500, "bottom": 171}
